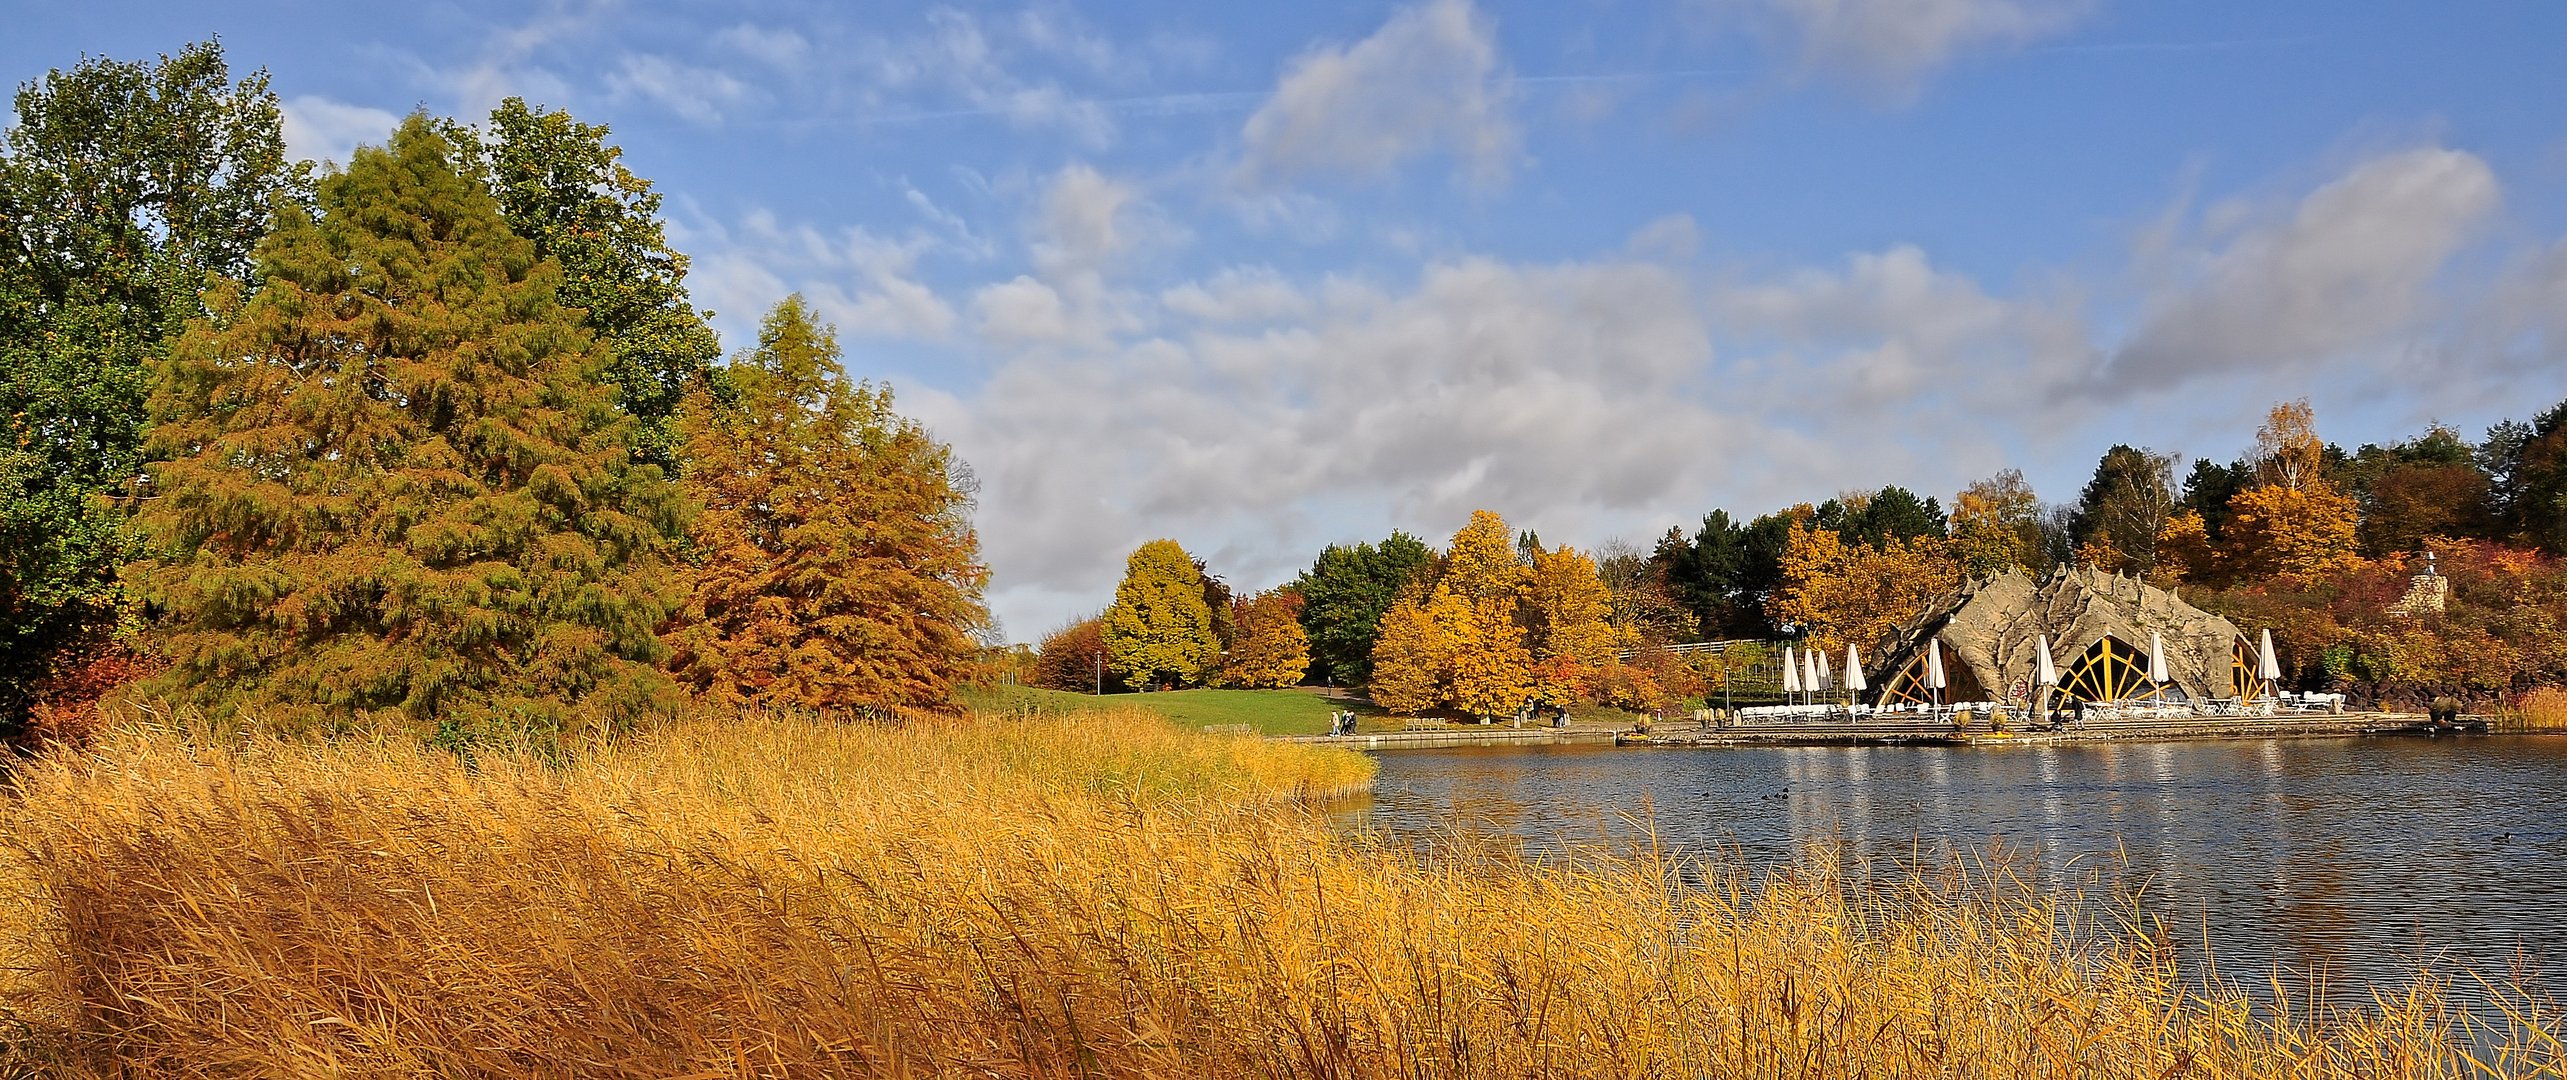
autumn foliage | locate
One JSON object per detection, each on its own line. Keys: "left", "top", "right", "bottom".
{"left": 1211, "top": 590, "right": 1310, "bottom": 688}
{"left": 1032, "top": 616, "right": 1114, "bottom": 693}
{"left": 1364, "top": 510, "right": 1667, "bottom": 717}
{"left": 663, "top": 296, "right": 989, "bottom": 717}
{"left": 129, "top": 117, "right": 686, "bottom": 742}
{"left": 1103, "top": 539, "right": 1221, "bottom": 690}
{"left": 1768, "top": 514, "right": 1964, "bottom": 656}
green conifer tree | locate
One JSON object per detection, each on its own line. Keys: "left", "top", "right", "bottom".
{"left": 130, "top": 115, "right": 684, "bottom": 743}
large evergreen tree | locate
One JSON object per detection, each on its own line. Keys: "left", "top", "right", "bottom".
{"left": 2510, "top": 399, "right": 2567, "bottom": 555}
{"left": 130, "top": 115, "right": 683, "bottom": 741}
{"left": 664, "top": 296, "right": 989, "bottom": 715}
{"left": 444, "top": 99, "right": 722, "bottom": 470}
{"left": 0, "top": 41, "right": 303, "bottom": 733}
{"left": 1292, "top": 531, "right": 1432, "bottom": 685}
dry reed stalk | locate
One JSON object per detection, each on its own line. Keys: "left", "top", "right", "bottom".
{"left": 0, "top": 708, "right": 2556, "bottom": 1078}
{"left": 2510, "top": 688, "right": 2567, "bottom": 731}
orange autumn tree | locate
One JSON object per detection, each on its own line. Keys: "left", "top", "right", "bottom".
{"left": 1768, "top": 515, "right": 1963, "bottom": 655}
{"left": 1366, "top": 510, "right": 1542, "bottom": 718}
{"left": 1524, "top": 542, "right": 1621, "bottom": 704}
{"left": 666, "top": 296, "right": 990, "bottom": 715}
{"left": 2219, "top": 401, "right": 2363, "bottom": 582}
{"left": 130, "top": 117, "right": 687, "bottom": 741}
{"left": 1213, "top": 589, "right": 1311, "bottom": 688}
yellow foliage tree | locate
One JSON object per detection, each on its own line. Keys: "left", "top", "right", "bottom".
{"left": 1361, "top": 510, "right": 1546, "bottom": 717}
{"left": 1365, "top": 587, "right": 1446, "bottom": 715}
{"left": 2155, "top": 509, "right": 2217, "bottom": 585}
{"left": 1951, "top": 469, "right": 2045, "bottom": 574}
{"left": 2252, "top": 399, "right": 2326, "bottom": 491}
{"left": 2223, "top": 482, "right": 2365, "bottom": 581}
{"left": 1443, "top": 509, "right": 1523, "bottom": 604}
{"left": 1212, "top": 590, "right": 1311, "bottom": 689}
{"left": 2220, "top": 401, "right": 2365, "bottom": 582}
{"left": 1523, "top": 543, "right": 1617, "bottom": 705}
{"left": 1446, "top": 592, "right": 1533, "bottom": 720}
{"left": 1102, "top": 540, "right": 1219, "bottom": 690}
{"left": 1525, "top": 545, "right": 1617, "bottom": 668}
{"left": 1768, "top": 520, "right": 1963, "bottom": 655}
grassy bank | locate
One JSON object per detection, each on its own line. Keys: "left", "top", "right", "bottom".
{"left": 964, "top": 683, "right": 1376, "bottom": 735}
{"left": 961, "top": 683, "right": 1649, "bottom": 736}
{"left": 3, "top": 710, "right": 2559, "bottom": 1078}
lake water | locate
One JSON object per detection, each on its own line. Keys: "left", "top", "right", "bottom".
{"left": 1345, "top": 736, "right": 2567, "bottom": 1002}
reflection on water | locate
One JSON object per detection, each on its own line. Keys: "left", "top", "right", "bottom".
{"left": 1344, "top": 736, "right": 2567, "bottom": 1001}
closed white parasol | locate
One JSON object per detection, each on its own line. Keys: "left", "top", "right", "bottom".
{"left": 1843, "top": 643, "right": 1867, "bottom": 693}
{"left": 2148, "top": 631, "right": 2171, "bottom": 685}
{"left": 2035, "top": 634, "right": 2058, "bottom": 687}
{"left": 1782, "top": 646, "right": 1801, "bottom": 695}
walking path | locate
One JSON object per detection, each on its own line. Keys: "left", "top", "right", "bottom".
{"left": 1278, "top": 712, "right": 2484, "bottom": 750}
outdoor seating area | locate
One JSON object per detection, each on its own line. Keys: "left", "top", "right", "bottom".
{"left": 1733, "top": 701, "right": 1996, "bottom": 725}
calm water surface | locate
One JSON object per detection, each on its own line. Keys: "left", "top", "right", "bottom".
{"left": 1345, "top": 736, "right": 2567, "bottom": 998}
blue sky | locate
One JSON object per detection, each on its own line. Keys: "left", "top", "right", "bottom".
{"left": 12, "top": 1, "right": 2567, "bottom": 639}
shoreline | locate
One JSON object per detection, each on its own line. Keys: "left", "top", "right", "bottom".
{"left": 1281, "top": 711, "right": 2498, "bottom": 751}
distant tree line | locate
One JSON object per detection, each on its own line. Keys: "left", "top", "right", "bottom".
{"left": 1074, "top": 394, "right": 2567, "bottom": 713}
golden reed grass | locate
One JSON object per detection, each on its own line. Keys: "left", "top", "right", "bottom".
{"left": 2510, "top": 688, "right": 2567, "bottom": 731}
{"left": 2, "top": 708, "right": 2561, "bottom": 1078}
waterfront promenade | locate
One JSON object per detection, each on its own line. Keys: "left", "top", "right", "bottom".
{"left": 1279, "top": 711, "right": 2477, "bottom": 750}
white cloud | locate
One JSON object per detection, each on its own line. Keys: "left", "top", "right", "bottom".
{"left": 1036, "top": 163, "right": 1138, "bottom": 270}
{"left": 1713, "top": 0, "right": 2091, "bottom": 98}
{"left": 715, "top": 23, "right": 810, "bottom": 69}
{"left": 1161, "top": 267, "right": 1311, "bottom": 324}
{"left": 853, "top": 7, "right": 1117, "bottom": 147}
{"left": 972, "top": 276, "right": 1079, "bottom": 346}
{"left": 422, "top": 2, "right": 600, "bottom": 120}
{"left": 679, "top": 210, "right": 959, "bottom": 345}
{"left": 605, "top": 54, "right": 754, "bottom": 125}
{"left": 1235, "top": 0, "right": 1518, "bottom": 187}
{"left": 280, "top": 95, "right": 400, "bottom": 164}
{"left": 1714, "top": 243, "right": 2094, "bottom": 411}
{"left": 2109, "top": 147, "right": 2501, "bottom": 388}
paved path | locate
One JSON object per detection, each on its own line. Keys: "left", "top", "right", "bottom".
{"left": 1280, "top": 713, "right": 2485, "bottom": 751}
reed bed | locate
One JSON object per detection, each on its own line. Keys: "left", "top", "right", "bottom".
{"left": 2508, "top": 688, "right": 2567, "bottom": 731}
{"left": 1, "top": 708, "right": 2560, "bottom": 1078}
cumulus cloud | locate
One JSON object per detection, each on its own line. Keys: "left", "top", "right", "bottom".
{"left": 936, "top": 232, "right": 2105, "bottom": 636}
{"left": 680, "top": 210, "right": 959, "bottom": 344}
{"left": 280, "top": 95, "right": 400, "bottom": 164}
{"left": 2108, "top": 147, "right": 2501, "bottom": 388}
{"left": 1035, "top": 163, "right": 1139, "bottom": 270}
{"left": 1712, "top": 0, "right": 2090, "bottom": 98}
{"left": 1713, "top": 244, "right": 2095, "bottom": 412}
{"left": 1235, "top": 0, "right": 1518, "bottom": 187}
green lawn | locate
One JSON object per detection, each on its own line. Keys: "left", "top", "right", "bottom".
{"left": 955, "top": 683, "right": 1657, "bottom": 737}
{"left": 959, "top": 684, "right": 1383, "bottom": 736}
